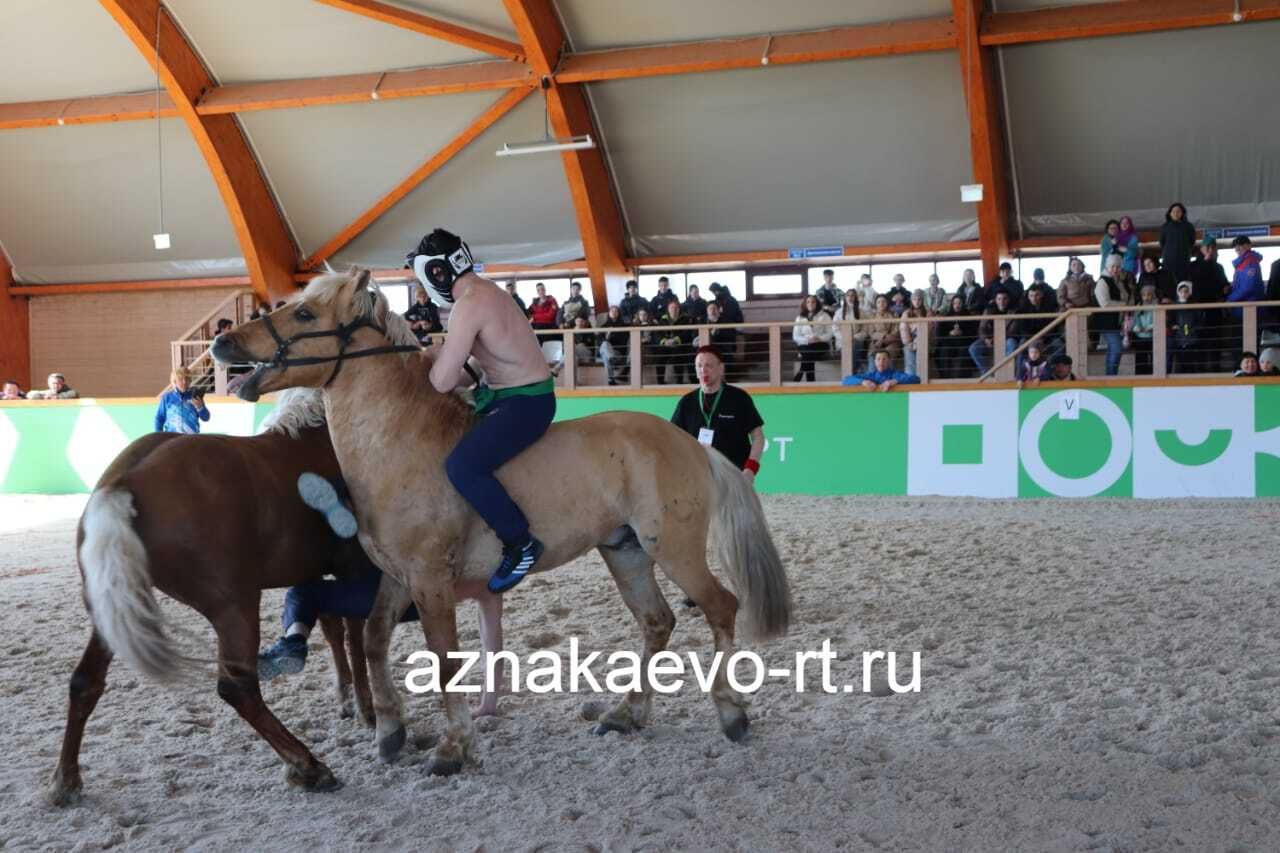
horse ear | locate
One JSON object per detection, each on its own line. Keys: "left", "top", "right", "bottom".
{"left": 348, "top": 268, "right": 376, "bottom": 317}
{"left": 352, "top": 268, "right": 372, "bottom": 290}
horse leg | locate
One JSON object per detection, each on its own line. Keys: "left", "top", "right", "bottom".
{"left": 653, "top": 550, "right": 749, "bottom": 742}
{"left": 593, "top": 544, "right": 673, "bottom": 735}
{"left": 363, "top": 574, "right": 412, "bottom": 761}
{"left": 317, "top": 615, "right": 354, "bottom": 719}
{"left": 47, "top": 632, "right": 113, "bottom": 806}
{"left": 472, "top": 589, "right": 503, "bottom": 717}
{"left": 409, "top": 579, "right": 472, "bottom": 776}
{"left": 211, "top": 605, "right": 340, "bottom": 790}
{"left": 344, "top": 617, "right": 376, "bottom": 728}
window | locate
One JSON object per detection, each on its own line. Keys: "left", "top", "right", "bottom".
{"left": 933, "top": 260, "right": 981, "bottom": 290}
{"left": 866, "top": 261, "right": 935, "bottom": 294}
{"left": 385, "top": 283, "right": 410, "bottom": 316}
{"left": 1015, "top": 255, "right": 1072, "bottom": 289}
{"left": 638, "top": 272, "right": 686, "bottom": 299}
{"left": 513, "top": 277, "right": 572, "bottom": 304}
{"left": 749, "top": 272, "right": 803, "bottom": 297}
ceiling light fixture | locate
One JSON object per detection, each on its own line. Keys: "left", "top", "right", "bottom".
{"left": 496, "top": 134, "right": 595, "bottom": 157}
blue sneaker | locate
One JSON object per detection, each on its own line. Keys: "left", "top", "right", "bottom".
{"left": 257, "top": 634, "right": 308, "bottom": 681}
{"left": 297, "top": 472, "right": 357, "bottom": 539}
{"left": 487, "top": 537, "right": 544, "bottom": 594}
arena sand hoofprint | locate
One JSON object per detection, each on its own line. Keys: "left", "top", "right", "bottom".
{"left": 2, "top": 383, "right": 1279, "bottom": 498}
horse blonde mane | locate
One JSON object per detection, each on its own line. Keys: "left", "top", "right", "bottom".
{"left": 260, "top": 387, "right": 327, "bottom": 438}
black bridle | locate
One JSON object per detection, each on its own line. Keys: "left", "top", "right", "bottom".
{"left": 258, "top": 310, "right": 421, "bottom": 387}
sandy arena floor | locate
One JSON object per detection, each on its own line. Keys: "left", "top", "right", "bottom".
{"left": 2, "top": 493, "right": 1280, "bottom": 852}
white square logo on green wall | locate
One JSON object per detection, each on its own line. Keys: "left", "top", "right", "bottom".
{"left": 907, "top": 391, "right": 1018, "bottom": 497}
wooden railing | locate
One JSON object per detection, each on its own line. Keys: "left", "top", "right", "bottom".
{"left": 187, "top": 300, "right": 1280, "bottom": 394}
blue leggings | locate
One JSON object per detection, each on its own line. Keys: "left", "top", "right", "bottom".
{"left": 445, "top": 391, "right": 556, "bottom": 545}
{"left": 282, "top": 568, "right": 418, "bottom": 630}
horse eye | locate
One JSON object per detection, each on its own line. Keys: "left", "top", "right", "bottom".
{"left": 294, "top": 308, "right": 315, "bottom": 322}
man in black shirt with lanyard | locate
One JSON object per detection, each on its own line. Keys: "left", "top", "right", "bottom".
{"left": 670, "top": 346, "right": 765, "bottom": 485}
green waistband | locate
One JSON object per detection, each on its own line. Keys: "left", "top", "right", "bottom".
{"left": 473, "top": 376, "right": 555, "bottom": 412}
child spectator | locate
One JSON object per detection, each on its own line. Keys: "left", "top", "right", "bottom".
{"left": 1138, "top": 256, "right": 1176, "bottom": 304}
{"left": 154, "top": 366, "right": 210, "bottom": 433}
{"left": 1259, "top": 348, "right": 1280, "bottom": 376}
{"left": 856, "top": 273, "right": 878, "bottom": 316}
{"left": 1235, "top": 351, "right": 1262, "bottom": 378}
{"left": 841, "top": 350, "right": 920, "bottom": 391}
{"left": 1170, "top": 281, "right": 1202, "bottom": 373}
{"left": 27, "top": 372, "right": 78, "bottom": 399}
{"left": 528, "top": 282, "right": 559, "bottom": 329}
{"left": 1, "top": 380, "right": 22, "bottom": 400}
{"left": 1045, "top": 354, "right": 1076, "bottom": 381}
{"left": 792, "top": 295, "right": 833, "bottom": 382}
{"left": 1017, "top": 342, "right": 1049, "bottom": 387}
{"left": 1129, "top": 283, "right": 1159, "bottom": 375}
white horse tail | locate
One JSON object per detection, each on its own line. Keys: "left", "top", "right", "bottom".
{"left": 79, "top": 488, "right": 197, "bottom": 681}
{"left": 704, "top": 447, "right": 792, "bottom": 639}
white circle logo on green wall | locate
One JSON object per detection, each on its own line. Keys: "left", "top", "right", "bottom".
{"left": 1019, "top": 391, "right": 1131, "bottom": 497}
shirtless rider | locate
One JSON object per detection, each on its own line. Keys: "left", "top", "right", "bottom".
{"left": 409, "top": 228, "right": 555, "bottom": 594}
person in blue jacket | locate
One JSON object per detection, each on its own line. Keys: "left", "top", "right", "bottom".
{"left": 841, "top": 349, "right": 921, "bottom": 392}
{"left": 1227, "top": 235, "right": 1266, "bottom": 321}
{"left": 154, "top": 366, "right": 210, "bottom": 433}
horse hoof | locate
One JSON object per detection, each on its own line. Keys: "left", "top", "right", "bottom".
{"left": 361, "top": 711, "right": 377, "bottom": 729}
{"left": 46, "top": 781, "right": 82, "bottom": 808}
{"left": 338, "top": 699, "right": 355, "bottom": 720}
{"left": 591, "top": 720, "right": 632, "bottom": 736}
{"left": 378, "top": 724, "right": 407, "bottom": 763}
{"left": 425, "top": 755, "right": 463, "bottom": 777}
{"left": 722, "top": 713, "right": 750, "bottom": 743}
{"left": 287, "top": 764, "right": 342, "bottom": 792}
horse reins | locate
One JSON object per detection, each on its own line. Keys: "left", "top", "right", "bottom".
{"left": 258, "top": 311, "right": 421, "bottom": 387}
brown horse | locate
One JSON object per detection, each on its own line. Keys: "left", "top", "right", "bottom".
{"left": 48, "top": 389, "right": 502, "bottom": 804}
{"left": 212, "top": 269, "right": 792, "bottom": 775}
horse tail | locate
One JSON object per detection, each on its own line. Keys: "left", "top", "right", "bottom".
{"left": 79, "top": 488, "right": 198, "bottom": 681}
{"left": 704, "top": 447, "right": 792, "bottom": 639}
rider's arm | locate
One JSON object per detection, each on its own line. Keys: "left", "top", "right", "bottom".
{"left": 429, "top": 304, "right": 480, "bottom": 393}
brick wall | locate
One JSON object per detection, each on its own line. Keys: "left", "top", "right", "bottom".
{"left": 29, "top": 288, "right": 241, "bottom": 397}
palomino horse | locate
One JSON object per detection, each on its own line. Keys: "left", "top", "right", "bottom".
{"left": 48, "top": 389, "right": 503, "bottom": 804}
{"left": 212, "top": 269, "right": 792, "bottom": 776}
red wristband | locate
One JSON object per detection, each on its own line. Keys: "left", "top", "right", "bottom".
{"left": 743, "top": 458, "right": 760, "bottom": 474}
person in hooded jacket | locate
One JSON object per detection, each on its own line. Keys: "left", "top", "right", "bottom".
{"left": 1138, "top": 256, "right": 1177, "bottom": 304}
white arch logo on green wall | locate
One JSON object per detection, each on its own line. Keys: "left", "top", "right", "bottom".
{"left": 908, "top": 385, "right": 1280, "bottom": 498}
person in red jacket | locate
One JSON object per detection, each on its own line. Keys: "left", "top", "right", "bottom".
{"left": 528, "top": 282, "right": 559, "bottom": 329}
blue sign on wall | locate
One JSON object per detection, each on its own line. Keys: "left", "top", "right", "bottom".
{"left": 1203, "top": 225, "right": 1270, "bottom": 240}
{"left": 787, "top": 246, "right": 844, "bottom": 259}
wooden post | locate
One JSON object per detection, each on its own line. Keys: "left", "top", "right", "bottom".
{"left": 840, "top": 322, "right": 853, "bottom": 378}
{"left": 993, "top": 316, "right": 1010, "bottom": 381}
{"left": 917, "top": 319, "right": 931, "bottom": 384}
{"left": 1244, "top": 304, "right": 1258, "bottom": 355}
{"left": 768, "top": 325, "right": 782, "bottom": 386}
{"left": 1072, "top": 311, "right": 1090, "bottom": 379}
{"left": 562, "top": 330, "right": 576, "bottom": 390}
{"left": 629, "top": 328, "right": 642, "bottom": 389}
{"left": 1152, "top": 306, "right": 1168, "bottom": 378}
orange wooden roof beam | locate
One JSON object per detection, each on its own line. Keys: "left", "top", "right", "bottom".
{"left": 301, "top": 86, "right": 536, "bottom": 270}
{"left": 0, "top": 250, "right": 31, "bottom": 388}
{"left": 504, "top": 0, "right": 631, "bottom": 312}
{"left": 314, "top": 0, "right": 525, "bottom": 60}
{"left": 982, "top": 0, "right": 1280, "bottom": 46}
{"left": 557, "top": 17, "right": 958, "bottom": 83}
{"left": 99, "top": 0, "right": 297, "bottom": 304}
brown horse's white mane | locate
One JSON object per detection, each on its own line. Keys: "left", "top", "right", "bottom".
{"left": 260, "top": 387, "right": 326, "bottom": 437}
